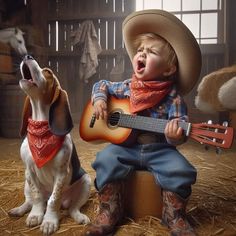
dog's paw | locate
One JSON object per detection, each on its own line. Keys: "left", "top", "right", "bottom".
{"left": 70, "top": 210, "right": 90, "bottom": 224}
{"left": 8, "top": 208, "right": 25, "bottom": 217}
{"left": 8, "top": 201, "right": 32, "bottom": 217}
{"left": 40, "top": 218, "right": 59, "bottom": 236}
{"left": 26, "top": 213, "right": 44, "bottom": 227}
{"left": 40, "top": 210, "right": 60, "bottom": 235}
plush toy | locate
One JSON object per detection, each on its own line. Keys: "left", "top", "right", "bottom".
{"left": 195, "top": 65, "right": 236, "bottom": 113}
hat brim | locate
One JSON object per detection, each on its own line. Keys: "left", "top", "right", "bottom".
{"left": 122, "top": 9, "right": 202, "bottom": 95}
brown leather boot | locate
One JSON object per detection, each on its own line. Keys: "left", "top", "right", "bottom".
{"left": 162, "top": 190, "right": 196, "bottom": 236}
{"left": 82, "top": 182, "right": 124, "bottom": 236}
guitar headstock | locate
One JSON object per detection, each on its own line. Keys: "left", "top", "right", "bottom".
{"left": 190, "top": 121, "right": 234, "bottom": 149}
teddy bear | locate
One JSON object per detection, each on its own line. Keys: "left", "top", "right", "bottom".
{"left": 195, "top": 64, "right": 236, "bottom": 113}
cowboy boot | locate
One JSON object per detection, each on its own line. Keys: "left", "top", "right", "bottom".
{"left": 82, "top": 182, "right": 124, "bottom": 236}
{"left": 162, "top": 190, "right": 196, "bottom": 236}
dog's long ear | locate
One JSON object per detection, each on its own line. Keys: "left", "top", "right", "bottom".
{"left": 20, "top": 96, "right": 32, "bottom": 137}
{"left": 49, "top": 88, "right": 73, "bottom": 136}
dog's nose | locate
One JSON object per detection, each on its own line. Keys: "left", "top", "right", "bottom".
{"left": 24, "top": 55, "right": 34, "bottom": 60}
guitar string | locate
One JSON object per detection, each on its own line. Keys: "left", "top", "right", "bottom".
{"left": 108, "top": 115, "right": 219, "bottom": 133}
{"left": 108, "top": 114, "right": 172, "bottom": 132}
{"left": 106, "top": 115, "right": 225, "bottom": 144}
{"left": 108, "top": 114, "right": 187, "bottom": 129}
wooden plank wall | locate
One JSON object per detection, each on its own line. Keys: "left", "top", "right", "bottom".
{"left": 47, "top": 0, "right": 134, "bottom": 121}
{"left": 0, "top": 0, "right": 4, "bottom": 23}
{"left": 185, "top": 45, "right": 226, "bottom": 124}
{"left": 228, "top": 0, "right": 236, "bottom": 131}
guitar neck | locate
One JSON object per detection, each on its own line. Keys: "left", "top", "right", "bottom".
{"left": 117, "top": 113, "right": 191, "bottom": 136}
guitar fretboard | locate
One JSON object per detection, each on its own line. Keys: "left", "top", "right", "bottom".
{"left": 117, "top": 113, "right": 191, "bottom": 136}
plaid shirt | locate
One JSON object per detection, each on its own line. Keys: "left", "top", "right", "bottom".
{"left": 92, "top": 79, "right": 188, "bottom": 122}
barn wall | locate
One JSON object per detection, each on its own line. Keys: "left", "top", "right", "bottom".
{"left": 185, "top": 44, "right": 227, "bottom": 124}
{"left": 228, "top": 0, "right": 236, "bottom": 65}
{"left": 227, "top": 0, "right": 236, "bottom": 130}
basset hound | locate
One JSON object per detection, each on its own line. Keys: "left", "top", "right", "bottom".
{"left": 8, "top": 55, "right": 91, "bottom": 235}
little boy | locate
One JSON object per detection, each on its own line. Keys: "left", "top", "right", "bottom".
{"left": 82, "top": 9, "right": 201, "bottom": 236}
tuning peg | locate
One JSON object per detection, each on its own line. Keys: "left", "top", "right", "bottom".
{"left": 216, "top": 147, "right": 222, "bottom": 154}
{"left": 204, "top": 120, "right": 213, "bottom": 150}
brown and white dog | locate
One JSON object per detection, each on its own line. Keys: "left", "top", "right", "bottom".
{"left": 8, "top": 55, "right": 91, "bottom": 235}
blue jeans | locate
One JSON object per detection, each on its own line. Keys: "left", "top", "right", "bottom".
{"left": 92, "top": 143, "right": 197, "bottom": 199}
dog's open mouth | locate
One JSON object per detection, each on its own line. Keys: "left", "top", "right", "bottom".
{"left": 22, "top": 63, "right": 37, "bottom": 86}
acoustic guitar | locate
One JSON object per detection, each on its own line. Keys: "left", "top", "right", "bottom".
{"left": 79, "top": 96, "right": 234, "bottom": 149}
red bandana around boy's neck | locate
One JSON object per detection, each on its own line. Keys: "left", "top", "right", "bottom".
{"left": 130, "top": 74, "right": 173, "bottom": 113}
{"left": 27, "top": 118, "right": 65, "bottom": 168}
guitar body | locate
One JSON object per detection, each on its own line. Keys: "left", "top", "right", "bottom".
{"left": 80, "top": 96, "right": 132, "bottom": 144}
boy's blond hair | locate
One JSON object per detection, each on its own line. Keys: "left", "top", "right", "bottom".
{"left": 134, "top": 33, "right": 178, "bottom": 67}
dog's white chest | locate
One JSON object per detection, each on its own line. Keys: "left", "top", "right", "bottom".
{"left": 21, "top": 136, "right": 72, "bottom": 191}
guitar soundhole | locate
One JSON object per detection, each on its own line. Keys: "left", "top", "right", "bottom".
{"left": 108, "top": 111, "right": 121, "bottom": 127}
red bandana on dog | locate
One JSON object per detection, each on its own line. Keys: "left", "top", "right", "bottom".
{"left": 27, "top": 118, "right": 65, "bottom": 168}
{"left": 130, "top": 74, "right": 173, "bottom": 113}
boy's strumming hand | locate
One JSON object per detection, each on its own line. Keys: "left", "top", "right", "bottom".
{"left": 93, "top": 100, "right": 108, "bottom": 120}
{"left": 164, "top": 119, "right": 184, "bottom": 145}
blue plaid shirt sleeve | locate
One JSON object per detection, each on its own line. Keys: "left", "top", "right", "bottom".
{"left": 168, "top": 95, "right": 188, "bottom": 122}
{"left": 91, "top": 79, "right": 131, "bottom": 104}
{"left": 165, "top": 94, "right": 188, "bottom": 145}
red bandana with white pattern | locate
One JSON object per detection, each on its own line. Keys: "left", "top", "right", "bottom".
{"left": 27, "top": 118, "right": 65, "bottom": 168}
{"left": 130, "top": 74, "right": 173, "bottom": 113}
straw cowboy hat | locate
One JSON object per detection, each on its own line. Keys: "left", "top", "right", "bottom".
{"left": 123, "top": 9, "right": 202, "bottom": 95}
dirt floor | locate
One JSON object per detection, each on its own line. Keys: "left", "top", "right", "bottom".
{"left": 0, "top": 125, "right": 236, "bottom": 236}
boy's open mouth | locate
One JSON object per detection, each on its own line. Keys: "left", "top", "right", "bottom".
{"left": 137, "top": 61, "right": 145, "bottom": 71}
